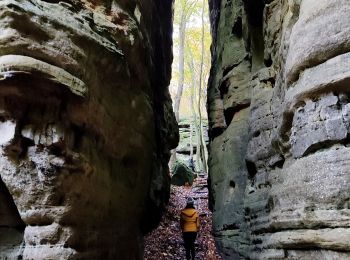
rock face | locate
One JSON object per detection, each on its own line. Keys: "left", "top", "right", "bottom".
{"left": 208, "top": 0, "right": 350, "bottom": 259}
{"left": 0, "top": 0, "right": 177, "bottom": 259}
{"left": 171, "top": 161, "right": 195, "bottom": 186}
{"left": 175, "top": 118, "right": 209, "bottom": 170}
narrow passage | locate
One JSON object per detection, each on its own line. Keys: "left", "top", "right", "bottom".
{"left": 144, "top": 177, "right": 221, "bottom": 260}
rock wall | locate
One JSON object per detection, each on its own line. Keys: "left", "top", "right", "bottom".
{"left": 208, "top": 0, "right": 350, "bottom": 259}
{"left": 0, "top": 0, "right": 177, "bottom": 259}
{"left": 175, "top": 118, "right": 209, "bottom": 169}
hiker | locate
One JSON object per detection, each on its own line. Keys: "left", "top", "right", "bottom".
{"left": 180, "top": 197, "right": 200, "bottom": 260}
{"left": 188, "top": 157, "right": 195, "bottom": 172}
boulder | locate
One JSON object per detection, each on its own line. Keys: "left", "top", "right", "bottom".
{"left": 171, "top": 161, "right": 196, "bottom": 186}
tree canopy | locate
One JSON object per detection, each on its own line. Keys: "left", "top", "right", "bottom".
{"left": 170, "top": 0, "right": 211, "bottom": 120}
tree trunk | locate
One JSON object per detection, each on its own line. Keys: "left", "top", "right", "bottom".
{"left": 187, "top": 50, "right": 201, "bottom": 172}
{"left": 173, "top": 3, "right": 187, "bottom": 123}
{"left": 197, "top": 0, "right": 208, "bottom": 174}
{"left": 190, "top": 122, "right": 193, "bottom": 159}
{"left": 170, "top": 1, "right": 189, "bottom": 169}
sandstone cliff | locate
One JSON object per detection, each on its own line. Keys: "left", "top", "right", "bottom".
{"left": 208, "top": 0, "right": 350, "bottom": 259}
{"left": 0, "top": 0, "right": 177, "bottom": 259}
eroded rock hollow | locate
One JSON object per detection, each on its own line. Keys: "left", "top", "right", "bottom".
{"left": 0, "top": 0, "right": 177, "bottom": 259}
{"left": 208, "top": 0, "right": 350, "bottom": 259}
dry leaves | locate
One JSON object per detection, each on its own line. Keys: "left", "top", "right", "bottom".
{"left": 144, "top": 177, "right": 221, "bottom": 260}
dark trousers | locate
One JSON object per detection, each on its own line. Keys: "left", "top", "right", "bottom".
{"left": 183, "top": 232, "right": 197, "bottom": 260}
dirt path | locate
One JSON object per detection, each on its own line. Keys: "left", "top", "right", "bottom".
{"left": 144, "top": 177, "right": 221, "bottom": 260}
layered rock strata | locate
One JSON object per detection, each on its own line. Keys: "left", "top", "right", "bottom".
{"left": 175, "top": 118, "right": 209, "bottom": 169}
{"left": 0, "top": 0, "right": 177, "bottom": 259}
{"left": 208, "top": 0, "right": 350, "bottom": 259}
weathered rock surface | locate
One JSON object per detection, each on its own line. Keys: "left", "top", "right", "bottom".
{"left": 171, "top": 161, "right": 195, "bottom": 186}
{"left": 0, "top": 0, "right": 177, "bottom": 259}
{"left": 208, "top": 0, "right": 350, "bottom": 259}
{"left": 175, "top": 118, "right": 209, "bottom": 170}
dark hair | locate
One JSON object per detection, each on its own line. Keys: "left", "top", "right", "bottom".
{"left": 185, "top": 204, "right": 195, "bottom": 209}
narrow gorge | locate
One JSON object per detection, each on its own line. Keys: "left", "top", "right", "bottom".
{"left": 0, "top": 0, "right": 349, "bottom": 259}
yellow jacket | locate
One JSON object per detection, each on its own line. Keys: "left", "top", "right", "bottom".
{"left": 180, "top": 208, "right": 200, "bottom": 232}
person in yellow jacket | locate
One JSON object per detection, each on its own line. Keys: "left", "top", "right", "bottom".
{"left": 180, "top": 197, "right": 200, "bottom": 260}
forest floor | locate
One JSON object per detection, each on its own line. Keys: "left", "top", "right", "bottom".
{"left": 144, "top": 177, "right": 221, "bottom": 260}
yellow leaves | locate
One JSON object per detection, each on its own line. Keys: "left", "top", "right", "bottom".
{"left": 171, "top": 0, "right": 211, "bottom": 118}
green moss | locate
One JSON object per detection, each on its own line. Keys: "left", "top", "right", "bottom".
{"left": 171, "top": 161, "right": 196, "bottom": 186}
